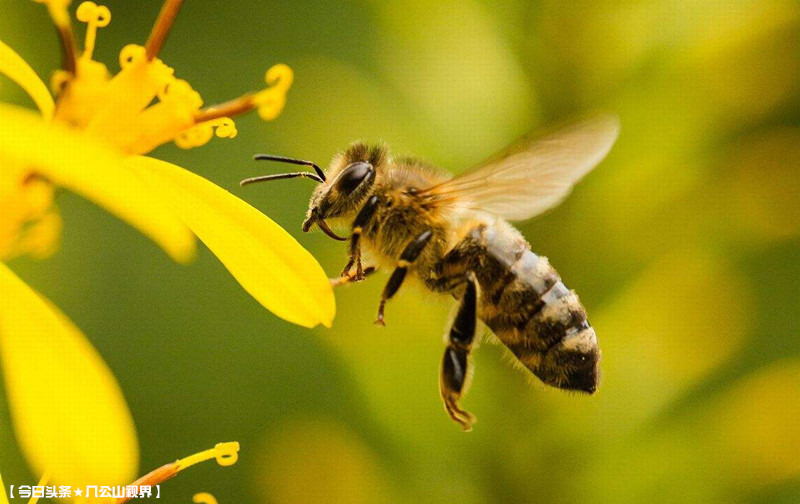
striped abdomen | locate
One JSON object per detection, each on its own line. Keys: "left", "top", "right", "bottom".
{"left": 467, "top": 222, "right": 600, "bottom": 393}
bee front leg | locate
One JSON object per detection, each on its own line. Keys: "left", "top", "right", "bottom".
{"left": 330, "top": 266, "right": 377, "bottom": 287}
{"left": 341, "top": 195, "right": 380, "bottom": 281}
{"left": 375, "top": 229, "right": 433, "bottom": 326}
{"left": 440, "top": 272, "right": 478, "bottom": 431}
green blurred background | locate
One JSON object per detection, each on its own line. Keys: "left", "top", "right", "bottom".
{"left": 2, "top": 0, "right": 800, "bottom": 502}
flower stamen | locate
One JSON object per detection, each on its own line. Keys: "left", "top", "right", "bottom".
{"left": 175, "top": 441, "right": 240, "bottom": 470}
{"left": 115, "top": 442, "right": 240, "bottom": 504}
{"left": 145, "top": 0, "right": 185, "bottom": 61}
{"left": 36, "top": 0, "right": 78, "bottom": 73}
{"left": 55, "top": 23, "right": 78, "bottom": 74}
{"left": 193, "top": 64, "right": 294, "bottom": 124}
{"left": 76, "top": 1, "right": 111, "bottom": 61}
{"left": 192, "top": 94, "right": 254, "bottom": 124}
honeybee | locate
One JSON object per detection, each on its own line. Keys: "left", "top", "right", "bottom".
{"left": 242, "top": 115, "right": 620, "bottom": 430}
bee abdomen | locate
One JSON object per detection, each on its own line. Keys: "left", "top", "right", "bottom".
{"left": 479, "top": 249, "right": 600, "bottom": 393}
{"left": 480, "top": 250, "right": 560, "bottom": 333}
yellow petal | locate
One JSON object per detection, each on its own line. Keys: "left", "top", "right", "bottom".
{"left": 0, "top": 40, "right": 54, "bottom": 119}
{"left": 126, "top": 155, "right": 335, "bottom": 328}
{"left": 0, "top": 103, "right": 195, "bottom": 263}
{"left": 0, "top": 262, "right": 139, "bottom": 486}
{"left": 27, "top": 472, "right": 50, "bottom": 504}
{"left": 0, "top": 472, "right": 9, "bottom": 504}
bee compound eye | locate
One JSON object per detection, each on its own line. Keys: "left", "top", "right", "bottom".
{"left": 336, "top": 161, "right": 372, "bottom": 194}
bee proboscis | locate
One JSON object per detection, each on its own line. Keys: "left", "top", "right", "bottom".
{"left": 242, "top": 114, "right": 620, "bottom": 431}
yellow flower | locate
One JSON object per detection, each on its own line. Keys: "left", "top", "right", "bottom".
{"left": 0, "top": 0, "right": 335, "bottom": 328}
{"left": 0, "top": 0, "right": 335, "bottom": 490}
{"left": 0, "top": 441, "right": 240, "bottom": 504}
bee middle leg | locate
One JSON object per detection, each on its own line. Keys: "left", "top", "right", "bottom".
{"left": 440, "top": 272, "right": 478, "bottom": 431}
{"left": 375, "top": 229, "right": 433, "bottom": 326}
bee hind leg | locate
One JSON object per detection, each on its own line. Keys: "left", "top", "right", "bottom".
{"left": 440, "top": 272, "right": 478, "bottom": 431}
{"left": 375, "top": 229, "right": 433, "bottom": 326}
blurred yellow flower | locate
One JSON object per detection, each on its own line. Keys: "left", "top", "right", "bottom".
{"left": 707, "top": 358, "right": 800, "bottom": 486}
{"left": 0, "top": 0, "right": 334, "bottom": 327}
{"left": 256, "top": 420, "right": 395, "bottom": 504}
{"left": 0, "top": 0, "right": 334, "bottom": 490}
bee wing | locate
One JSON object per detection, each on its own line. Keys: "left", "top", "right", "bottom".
{"left": 420, "top": 114, "right": 620, "bottom": 221}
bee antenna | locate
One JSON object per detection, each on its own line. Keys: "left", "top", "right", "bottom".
{"left": 240, "top": 172, "right": 324, "bottom": 186}
{"left": 253, "top": 154, "right": 326, "bottom": 182}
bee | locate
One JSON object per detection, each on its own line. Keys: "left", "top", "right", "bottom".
{"left": 242, "top": 115, "right": 620, "bottom": 431}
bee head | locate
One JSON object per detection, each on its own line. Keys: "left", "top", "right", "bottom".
{"left": 303, "top": 142, "right": 387, "bottom": 232}
{"left": 240, "top": 142, "right": 386, "bottom": 241}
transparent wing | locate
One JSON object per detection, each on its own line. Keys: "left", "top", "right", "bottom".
{"left": 420, "top": 114, "right": 620, "bottom": 221}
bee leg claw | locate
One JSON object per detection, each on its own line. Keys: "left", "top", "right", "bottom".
{"left": 440, "top": 273, "right": 478, "bottom": 431}
{"left": 331, "top": 266, "right": 376, "bottom": 287}
{"left": 374, "top": 300, "right": 386, "bottom": 326}
{"left": 355, "top": 266, "right": 376, "bottom": 282}
{"left": 365, "top": 266, "right": 376, "bottom": 274}
{"left": 340, "top": 258, "right": 355, "bottom": 278}
{"left": 444, "top": 396, "right": 476, "bottom": 431}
